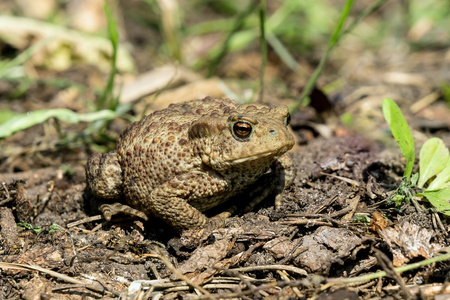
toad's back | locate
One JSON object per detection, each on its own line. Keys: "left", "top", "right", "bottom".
{"left": 115, "top": 97, "right": 240, "bottom": 207}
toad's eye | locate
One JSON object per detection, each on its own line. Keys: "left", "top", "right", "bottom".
{"left": 233, "top": 121, "right": 252, "bottom": 139}
{"left": 285, "top": 113, "right": 291, "bottom": 126}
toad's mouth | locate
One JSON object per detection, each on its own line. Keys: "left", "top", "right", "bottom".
{"left": 226, "top": 146, "right": 290, "bottom": 165}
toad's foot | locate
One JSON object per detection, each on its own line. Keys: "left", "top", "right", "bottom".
{"left": 173, "top": 212, "right": 230, "bottom": 252}
{"left": 99, "top": 203, "right": 148, "bottom": 221}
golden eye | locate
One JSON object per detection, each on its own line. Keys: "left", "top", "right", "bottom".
{"left": 233, "top": 121, "right": 252, "bottom": 139}
{"left": 286, "top": 113, "right": 291, "bottom": 126}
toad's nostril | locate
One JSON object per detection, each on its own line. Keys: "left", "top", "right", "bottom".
{"left": 269, "top": 129, "right": 276, "bottom": 135}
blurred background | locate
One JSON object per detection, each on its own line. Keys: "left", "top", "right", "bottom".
{"left": 0, "top": 0, "right": 449, "bottom": 171}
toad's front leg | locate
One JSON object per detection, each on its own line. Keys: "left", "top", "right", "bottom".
{"left": 144, "top": 171, "right": 230, "bottom": 231}
{"left": 239, "top": 153, "right": 296, "bottom": 214}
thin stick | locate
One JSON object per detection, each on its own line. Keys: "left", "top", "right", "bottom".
{"left": 323, "top": 250, "right": 450, "bottom": 289}
{"left": 143, "top": 252, "right": 213, "bottom": 298}
{"left": 0, "top": 262, "right": 114, "bottom": 295}
{"left": 229, "top": 264, "right": 307, "bottom": 277}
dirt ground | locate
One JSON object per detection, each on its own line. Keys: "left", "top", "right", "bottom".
{"left": 1, "top": 1, "right": 450, "bottom": 299}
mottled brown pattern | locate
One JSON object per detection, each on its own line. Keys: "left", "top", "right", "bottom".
{"left": 86, "top": 97, "right": 295, "bottom": 230}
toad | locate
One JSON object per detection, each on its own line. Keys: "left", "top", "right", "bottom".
{"left": 85, "top": 97, "right": 295, "bottom": 231}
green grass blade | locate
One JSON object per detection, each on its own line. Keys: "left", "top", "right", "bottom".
{"left": 259, "top": 0, "right": 267, "bottom": 102}
{"left": 207, "top": 0, "right": 258, "bottom": 77}
{"left": 290, "top": 0, "right": 389, "bottom": 113}
{"left": 157, "top": 0, "right": 181, "bottom": 61}
{"left": 291, "top": 0, "right": 354, "bottom": 113}
{"left": 382, "top": 98, "right": 415, "bottom": 179}
{"left": 338, "top": 0, "right": 389, "bottom": 39}
{"left": 0, "top": 36, "right": 51, "bottom": 79}
{"left": 265, "top": 34, "right": 299, "bottom": 72}
{"left": 328, "top": 0, "right": 354, "bottom": 48}
{"left": 98, "top": 1, "right": 119, "bottom": 111}
{"left": 0, "top": 109, "right": 119, "bottom": 139}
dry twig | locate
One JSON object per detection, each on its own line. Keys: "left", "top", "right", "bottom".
{"left": 0, "top": 262, "right": 116, "bottom": 296}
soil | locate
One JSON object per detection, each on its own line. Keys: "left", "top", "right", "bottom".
{"left": 1, "top": 2, "right": 450, "bottom": 299}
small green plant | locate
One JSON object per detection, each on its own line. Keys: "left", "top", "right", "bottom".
{"left": 390, "top": 174, "right": 419, "bottom": 207}
{"left": 382, "top": 98, "right": 450, "bottom": 215}
{"left": 353, "top": 215, "right": 371, "bottom": 224}
{"left": 48, "top": 224, "right": 62, "bottom": 233}
{"left": 60, "top": 165, "right": 75, "bottom": 179}
{"left": 17, "top": 223, "right": 62, "bottom": 234}
{"left": 17, "top": 223, "right": 42, "bottom": 234}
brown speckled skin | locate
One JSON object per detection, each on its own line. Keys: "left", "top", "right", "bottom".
{"left": 86, "top": 97, "right": 295, "bottom": 230}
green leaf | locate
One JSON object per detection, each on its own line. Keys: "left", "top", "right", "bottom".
{"left": 426, "top": 153, "right": 450, "bottom": 191}
{"left": 418, "top": 187, "right": 450, "bottom": 216}
{"left": 382, "top": 98, "right": 415, "bottom": 179}
{"left": 0, "top": 109, "right": 119, "bottom": 139}
{"left": 418, "top": 137, "right": 449, "bottom": 189}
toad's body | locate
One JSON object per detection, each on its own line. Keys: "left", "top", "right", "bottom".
{"left": 86, "top": 97, "right": 295, "bottom": 230}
